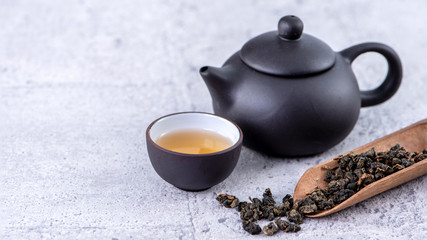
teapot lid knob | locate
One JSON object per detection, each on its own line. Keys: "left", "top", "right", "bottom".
{"left": 278, "top": 15, "right": 303, "bottom": 40}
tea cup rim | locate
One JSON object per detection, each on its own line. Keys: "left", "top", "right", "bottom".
{"left": 146, "top": 111, "right": 243, "bottom": 156}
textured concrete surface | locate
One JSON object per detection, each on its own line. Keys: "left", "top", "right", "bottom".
{"left": 1, "top": 0, "right": 426, "bottom": 239}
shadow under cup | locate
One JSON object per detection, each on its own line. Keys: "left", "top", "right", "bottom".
{"left": 146, "top": 112, "right": 243, "bottom": 191}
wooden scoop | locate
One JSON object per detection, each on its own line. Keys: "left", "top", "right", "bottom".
{"left": 294, "top": 119, "right": 427, "bottom": 217}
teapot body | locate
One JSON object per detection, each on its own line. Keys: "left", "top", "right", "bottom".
{"left": 207, "top": 52, "right": 360, "bottom": 156}
{"left": 201, "top": 15, "right": 402, "bottom": 157}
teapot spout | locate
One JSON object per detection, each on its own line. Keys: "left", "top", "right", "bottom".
{"left": 200, "top": 66, "right": 227, "bottom": 85}
{"left": 200, "top": 66, "right": 235, "bottom": 111}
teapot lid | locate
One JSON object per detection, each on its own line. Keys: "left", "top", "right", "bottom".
{"left": 240, "top": 15, "right": 335, "bottom": 76}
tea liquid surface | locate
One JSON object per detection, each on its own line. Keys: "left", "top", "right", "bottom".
{"left": 155, "top": 129, "right": 233, "bottom": 154}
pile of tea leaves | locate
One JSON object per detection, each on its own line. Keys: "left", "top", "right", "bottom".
{"left": 216, "top": 189, "right": 301, "bottom": 236}
{"left": 216, "top": 144, "right": 427, "bottom": 236}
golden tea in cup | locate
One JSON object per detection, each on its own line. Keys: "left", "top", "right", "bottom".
{"left": 155, "top": 128, "right": 233, "bottom": 154}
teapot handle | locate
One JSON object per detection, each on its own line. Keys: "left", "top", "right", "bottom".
{"left": 340, "top": 43, "right": 402, "bottom": 107}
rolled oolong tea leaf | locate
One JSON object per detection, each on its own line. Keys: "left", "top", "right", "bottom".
{"left": 240, "top": 203, "right": 262, "bottom": 221}
{"left": 414, "top": 153, "right": 427, "bottom": 163}
{"left": 282, "top": 194, "right": 293, "bottom": 206}
{"left": 242, "top": 221, "right": 262, "bottom": 235}
{"left": 262, "top": 188, "right": 276, "bottom": 206}
{"left": 325, "top": 170, "right": 337, "bottom": 182}
{"left": 216, "top": 193, "right": 239, "bottom": 208}
{"left": 393, "top": 164, "right": 405, "bottom": 171}
{"left": 250, "top": 197, "right": 263, "bottom": 208}
{"left": 237, "top": 201, "right": 248, "bottom": 212}
{"left": 263, "top": 222, "right": 278, "bottom": 236}
{"left": 296, "top": 197, "right": 317, "bottom": 214}
{"left": 262, "top": 205, "right": 276, "bottom": 221}
{"left": 239, "top": 197, "right": 264, "bottom": 222}
{"left": 240, "top": 206, "right": 254, "bottom": 221}
{"left": 331, "top": 189, "right": 355, "bottom": 204}
{"left": 272, "top": 193, "right": 293, "bottom": 217}
{"left": 273, "top": 203, "right": 288, "bottom": 217}
{"left": 308, "top": 187, "right": 333, "bottom": 210}
{"left": 275, "top": 218, "right": 301, "bottom": 233}
{"left": 357, "top": 173, "right": 375, "bottom": 187}
{"left": 286, "top": 208, "right": 304, "bottom": 224}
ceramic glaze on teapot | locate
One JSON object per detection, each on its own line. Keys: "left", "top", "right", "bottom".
{"left": 200, "top": 15, "right": 402, "bottom": 156}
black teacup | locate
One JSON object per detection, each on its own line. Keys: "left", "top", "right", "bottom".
{"left": 146, "top": 112, "right": 243, "bottom": 191}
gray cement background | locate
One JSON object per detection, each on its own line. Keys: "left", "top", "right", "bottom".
{"left": 0, "top": 0, "right": 426, "bottom": 239}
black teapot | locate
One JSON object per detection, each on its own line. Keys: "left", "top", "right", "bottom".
{"left": 200, "top": 15, "right": 402, "bottom": 156}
